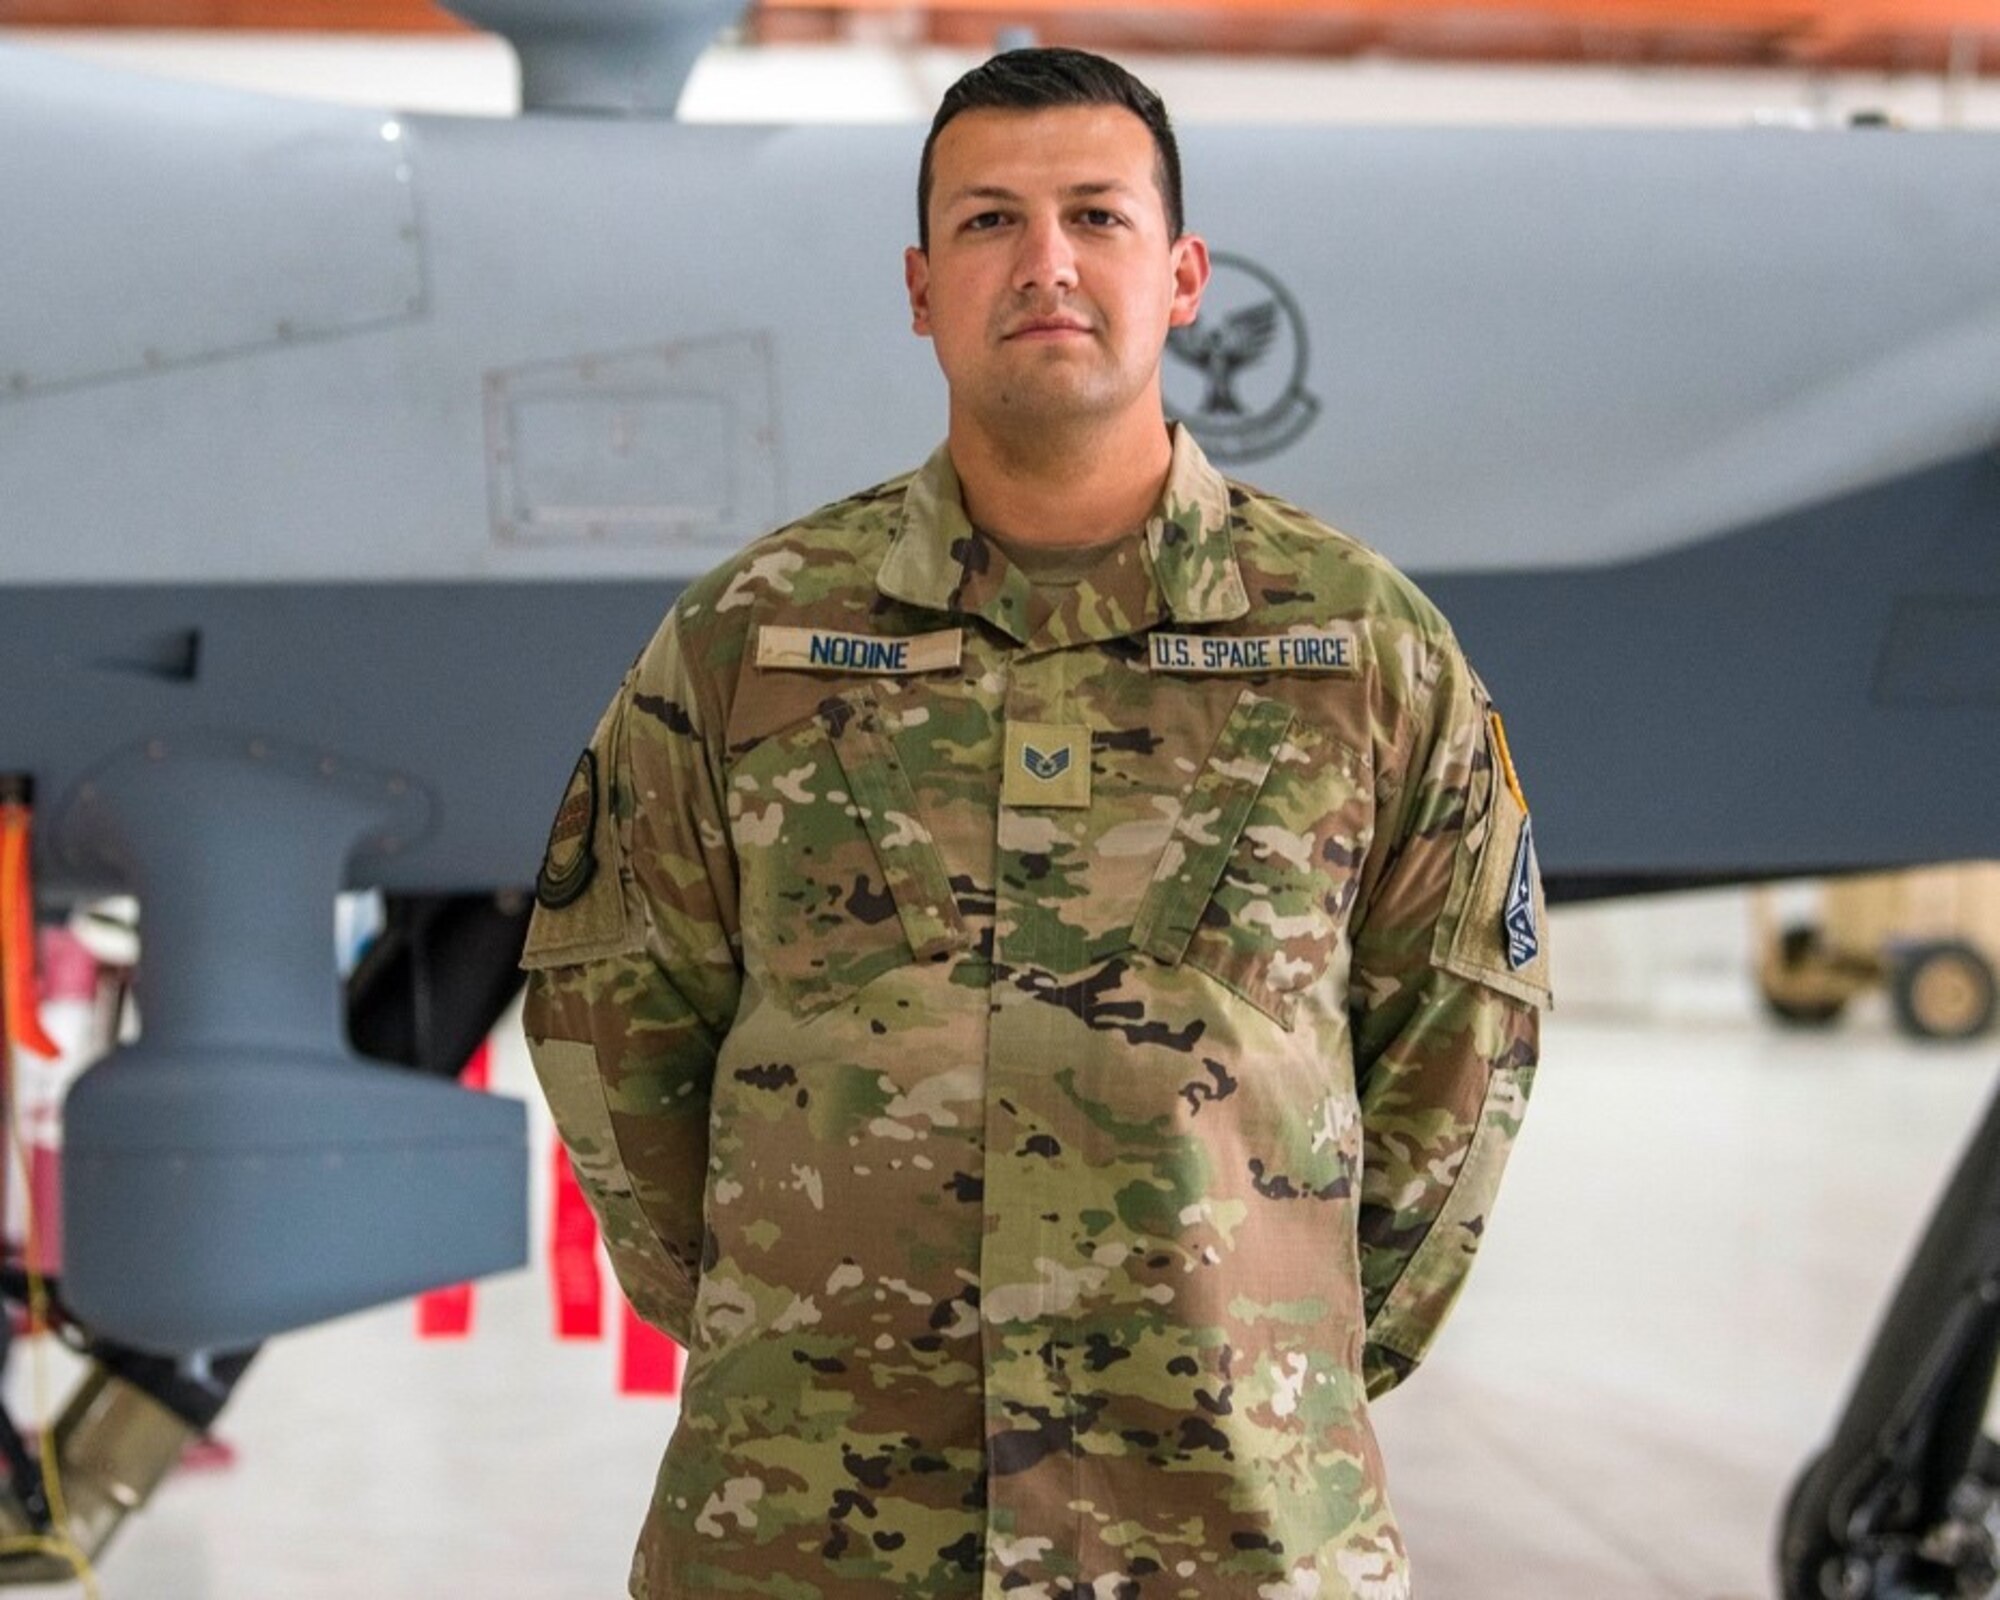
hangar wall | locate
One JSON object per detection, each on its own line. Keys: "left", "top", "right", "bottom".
{"left": 8, "top": 22, "right": 1966, "bottom": 1029}
{"left": 15, "top": 28, "right": 2000, "bottom": 129}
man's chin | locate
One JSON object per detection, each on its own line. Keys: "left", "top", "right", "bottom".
{"left": 988, "top": 394, "right": 1120, "bottom": 437}
{"left": 991, "top": 374, "right": 1122, "bottom": 418}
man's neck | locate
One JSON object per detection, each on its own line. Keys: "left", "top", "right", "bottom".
{"left": 948, "top": 405, "right": 1174, "bottom": 550}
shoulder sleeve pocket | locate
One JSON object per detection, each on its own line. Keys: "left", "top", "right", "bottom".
{"left": 521, "top": 692, "right": 645, "bottom": 972}
{"left": 1430, "top": 715, "right": 1552, "bottom": 1010}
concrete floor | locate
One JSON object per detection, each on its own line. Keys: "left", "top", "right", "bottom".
{"left": 23, "top": 1001, "right": 2000, "bottom": 1599}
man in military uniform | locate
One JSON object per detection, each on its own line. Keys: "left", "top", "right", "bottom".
{"left": 523, "top": 47, "right": 1547, "bottom": 1600}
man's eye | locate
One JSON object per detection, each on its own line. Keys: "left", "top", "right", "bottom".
{"left": 1080, "top": 209, "right": 1123, "bottom": 228}
{"left": 962, "top": 212, "right": 1007, "bottom": 233}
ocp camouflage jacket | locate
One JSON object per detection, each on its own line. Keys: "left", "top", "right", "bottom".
{"left": 522, "top": 423, "right": 1549, "bottom": 1600}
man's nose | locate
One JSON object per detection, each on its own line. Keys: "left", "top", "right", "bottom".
{"left": 1013, "top": 215, "right": 1079, "bottom": 294}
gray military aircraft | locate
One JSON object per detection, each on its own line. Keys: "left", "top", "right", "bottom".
{"left": 3, "top": 0, "right": 1998, "bottom": 1590}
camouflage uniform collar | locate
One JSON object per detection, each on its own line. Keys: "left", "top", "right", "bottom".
{"left": 883, "top": 443, "right": 1037, "bottom": 643}
{"left": 876, "top": 423, "right": 1249, "bottom": 645}
{"left": 1141, "top": 422, "right": 1251, "bottom": 626}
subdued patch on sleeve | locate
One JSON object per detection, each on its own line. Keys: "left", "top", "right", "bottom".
{"left": 521, "top": 700, "right": 644, "bottom": 971}
{"left": 1431, "top": 719, "right": 1552, "bottom": 1010}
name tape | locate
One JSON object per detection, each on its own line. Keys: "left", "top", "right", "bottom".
{"left": 756, "top": 625, "right": 964, "bottom": 676}
{"left": 1148, "top": 628, "right": 1358, "bottom": 676}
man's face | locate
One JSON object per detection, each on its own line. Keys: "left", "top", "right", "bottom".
{"left": 905, "top": 105, "right": 1208, "bottom": 442}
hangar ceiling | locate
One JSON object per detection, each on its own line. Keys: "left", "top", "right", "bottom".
{"left": 1, "top": 0, "right": 1997, "bottom": 73}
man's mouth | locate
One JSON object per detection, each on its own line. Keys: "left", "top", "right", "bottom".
{"left": 1005, "top": 318, "right": 1094, "bottom": 341}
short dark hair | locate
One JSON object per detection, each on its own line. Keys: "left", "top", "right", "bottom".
{"left": 916, "top": 47, "right": 1184, "bottom": 251}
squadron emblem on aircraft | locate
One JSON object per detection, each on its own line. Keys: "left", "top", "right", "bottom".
{"left": 1165, "top": 253, "right": 1319, "bottom": 463}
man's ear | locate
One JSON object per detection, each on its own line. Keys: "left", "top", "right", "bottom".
{"left": 1167, "top": 233, "right": 1211, "bottom": 329}
{"left": 904, "top": 246, "right": 933, "bottom": 337}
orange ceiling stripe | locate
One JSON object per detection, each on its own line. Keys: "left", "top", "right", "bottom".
{"left": 755, "top": 0, "right": 2000, "bottom": 27}
{"left": 4, "top": 0, "right": 1995, "bottom": 61}
{"left": 756, "top": 0, "right": 1949, "bottom": 21}
{"left": 5, "top": 0, "right": 2000, "bottom": 28}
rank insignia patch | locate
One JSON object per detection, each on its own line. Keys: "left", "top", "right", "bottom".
{"left": 1503, "top": 815, "right": 1540, "bottom": 971}
{"left": 535, "top": 750, "right": 598, "bottom": 910}
{"left": 1022, "top": 744, "right": 1071, "bottom": 782}
{"left": 1002, "top": 721, "right": 1091, "bottom": 808}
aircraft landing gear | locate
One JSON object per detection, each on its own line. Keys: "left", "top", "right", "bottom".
{"left": 1779, "top": 1072, "right": 2000, "bottom": 1600}
{"left": 0, "top": 883, "right": 530, "bottom": 1584}
{"left": 1782, "top": 1443, "right": 2000, "bottom": 1599}
{"left": 0, "top": 1272, "right": 255, "bottom": 1584}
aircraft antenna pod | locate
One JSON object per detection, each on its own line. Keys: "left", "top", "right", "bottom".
{"left": 439, "top": 0, "right": 747, "bottom": 116}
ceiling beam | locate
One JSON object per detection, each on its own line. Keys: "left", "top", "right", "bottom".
{"left": 3, "top": 0, "right": 1996, "bottom": 75}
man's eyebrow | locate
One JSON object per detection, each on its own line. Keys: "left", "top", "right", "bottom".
{"left": 941, "top": 180, "right": 1137, "bottom": 208}
{"left": 943, "top": 184, "right": 1022, "bottom": 208}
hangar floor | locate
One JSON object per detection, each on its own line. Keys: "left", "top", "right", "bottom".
{"left": 32, "top": 981, "right": 2000, "bottom": 1599}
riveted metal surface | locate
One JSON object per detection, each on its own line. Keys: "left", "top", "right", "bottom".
{"left": 484, "top": 332, "right": 779, "bottom": 547}
{"left": 0, "top": 47, "right": 424, "bottom": 396}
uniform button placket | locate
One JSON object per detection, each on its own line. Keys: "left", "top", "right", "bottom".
{"left": 979, "top": 656, "right": 1081, "bottom": 1599}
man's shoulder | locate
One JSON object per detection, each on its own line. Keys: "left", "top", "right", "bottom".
{"left": 671, "top": 471, "right": 915, "bottom": 630}
{"left": 620, "top": 470, "right": 918, "bottom": 729}
{"left": 1225, "top": 477, "right": 1456, "bottom": 648}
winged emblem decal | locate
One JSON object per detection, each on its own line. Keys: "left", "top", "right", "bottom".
{"left": 1167, "top": 301, "right": 1280, "bottom": 416}
{"left": 1162, "top": 253, "right": 1319, "bottom": 464}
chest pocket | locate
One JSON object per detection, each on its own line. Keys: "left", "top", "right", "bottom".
{"left": 728, "top": 688, "right": 970, "bottom": 1017}
{"left": 1132, "top": 688, "right": 1373, "bottom": 1029}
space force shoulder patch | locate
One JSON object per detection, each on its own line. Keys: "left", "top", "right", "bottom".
{"left": 1433, "top": 707, "right": 1551, "bottom": 1009}
{"left": 1503, "top": 816, "right": 1540, "bottom": 971}
{"left": 535, "top": 750, "right": 598, "bottom": 910}
{"left": 1489, "top": 710, "right": 1540, "bottom": 972}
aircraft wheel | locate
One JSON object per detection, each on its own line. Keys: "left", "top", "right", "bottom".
{"left": 1778, "top": 1450, "right": 1841, "bottom": 1599}
{"left": 1763, "top": 925, "right": 1851, "bottom": 1027}
{"left": 1777, "top": 1450, "right": 1974, "bottom": 1600}
{"left": 1891, "top": 942, "right": 1998, "bottom": 1041}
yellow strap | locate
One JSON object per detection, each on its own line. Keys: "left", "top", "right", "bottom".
{"left": 1488, "top": 710, "right": 1529, "bottom": 814}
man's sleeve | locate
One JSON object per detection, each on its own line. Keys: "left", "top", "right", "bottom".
{"left": 518, "top": 611, "right": 742, "bottom": 1348}
{"left": 1348, "top": 640, "right": 1549, "bottom": 1399}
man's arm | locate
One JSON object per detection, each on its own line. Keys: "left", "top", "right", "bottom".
{"left": 1348, "top": 640, "right": 1548, "bottom": 1399}
{"left": 519, "top": 611, "right": 742, "bottom": 1347}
